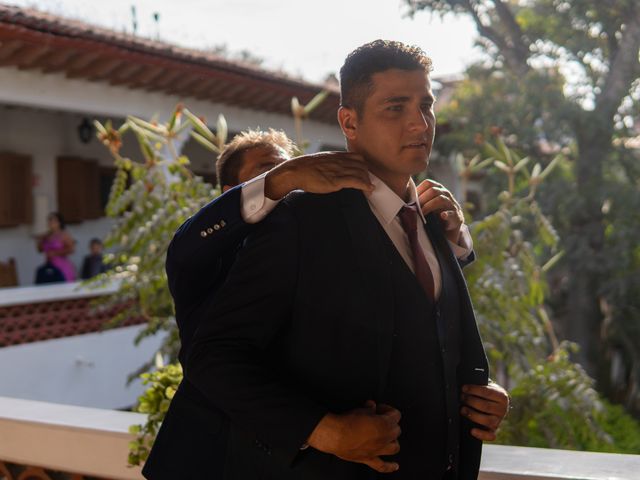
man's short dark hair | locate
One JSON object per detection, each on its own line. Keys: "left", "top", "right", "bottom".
{"left": 216, "top": 129, "right": 294, "bottom": 188}
{"left": 90, "top": 238, "right": 102, "bottom": 246}
{"left": 339, "top": 40, "right": 433, "bottom": 115}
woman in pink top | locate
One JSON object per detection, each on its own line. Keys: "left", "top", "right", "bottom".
{"left": 37, "top": 212, "right": 77, "bottom": 282}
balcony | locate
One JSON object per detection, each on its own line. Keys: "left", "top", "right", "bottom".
{"left": 0, "top": 281, "right": 163, "bottom": 409}
{"left": 0, "top": 395, "right": 638, "bottom": 480}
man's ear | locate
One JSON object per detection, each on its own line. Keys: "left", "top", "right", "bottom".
{"left": 337, "top": 106, "right": 358, "bottom": 141}
{"left": 222, "top": 185, "right": 232, "bottom": 193}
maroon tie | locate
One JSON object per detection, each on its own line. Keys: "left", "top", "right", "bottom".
{"left": 398, "top": 205, "right": 436, "bottom": 301}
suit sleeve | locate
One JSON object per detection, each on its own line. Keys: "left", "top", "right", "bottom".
{"left": 185, "top": 200, "right": 328, "bottom": 468}
{"left": 165, "top": 185, "right": 250, "bottom": 307}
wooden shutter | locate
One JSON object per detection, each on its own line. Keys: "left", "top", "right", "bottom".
{"left": 57, "top": 157, "right": 101, "bottom": 223}
{"left": 0, "top": 153, "right": 32, "bottom": 228}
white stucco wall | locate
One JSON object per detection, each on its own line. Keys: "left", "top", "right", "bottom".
{"left": 0, "top": 323, "right": 165, "bottom": 409}
{"left": 0, "top": 66, "right": 344, "bottom": 286}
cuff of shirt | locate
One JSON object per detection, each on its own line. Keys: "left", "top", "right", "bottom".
{"left": 448, "top": 224, "right": 473, "bottom": 260}
{"left": 240, "top": 172, "right": 281, "bottom": 224}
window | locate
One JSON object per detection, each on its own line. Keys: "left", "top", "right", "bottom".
{"left": 56, "top": 157, "right": 102, "bottom": 223}
{"left": 0, "top": 153, "right": 32, "bottom": 228}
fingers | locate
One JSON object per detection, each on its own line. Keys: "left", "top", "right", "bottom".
{"left": 461, "top": 392, "right": 505, "bottom": 417}
{"left": 377, "top": 404, "right": 402, "bottom": 423}
{"left": 462, "top": 384, "right": 510, "bottom": 417}
{"left": 463, "top": 384, "right": 508, "bottom": 403}
{"left": 416, "top": 178, "right": 444, "bottom": 195}
{"left": 364, "top": 456, "right": 399, "bottom": 474}
{"left": 420, "top": 196, "right": 462, "bottom": 220}
{"left": 439, "top": 210, "right": 463, "bottom": 231}
{"left": 378, "top": 440, "right": 401, "bottom": 456}
{"left": 470, "top": 427, "right": 497, "bottom": 442}
{"left": 460, "top": 406, "right": 501, "bottom": 432}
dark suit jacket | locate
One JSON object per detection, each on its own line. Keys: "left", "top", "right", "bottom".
{"left": 158, "top": 188, "right": 488, "bottom": 479}
{"left": 166, "top": 184, "right": 252, "bottom": 365}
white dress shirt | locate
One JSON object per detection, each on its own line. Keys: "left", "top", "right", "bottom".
{"left": 240, "top": 171, "right": 473, "bottom": 299}
{"left": 365, "top": 172, "right": 472, "bottom": 299}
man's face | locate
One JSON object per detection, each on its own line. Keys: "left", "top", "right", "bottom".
{"left": 236, "top": 145, "right": 289, "bottom": 184}
{"left": 345, "top": 68, "right": 435, "bottom": 178}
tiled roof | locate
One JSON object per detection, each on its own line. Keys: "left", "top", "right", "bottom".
{"left": 0, "top": 4, "right": 340, "bottom": 123}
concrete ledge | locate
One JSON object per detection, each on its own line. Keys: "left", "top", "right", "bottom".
{"left": 1, "top": 396, "right": 639, "bottom": 479}
{"left": 0, "top": 396, "right": 145, "bottom": 479}
{"left": 480, "top": 444, "right": 640, "bottom": 480}
{"left": 0, "top": 280, "right": 118, "bottom": 307}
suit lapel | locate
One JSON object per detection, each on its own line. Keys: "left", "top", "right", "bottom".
{"left": 338, "top": 189, "right": 395, "bottom": 400}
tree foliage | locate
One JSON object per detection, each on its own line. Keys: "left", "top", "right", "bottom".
{"left": 461, "top": 139, "right": 640, "bottom": 451}
{"left": 406, "top": 0, "right": 640, "bottom": 414}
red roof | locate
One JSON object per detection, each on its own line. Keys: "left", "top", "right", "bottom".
{"left": 0, "top": 4, "right": 340, "bottom": 123}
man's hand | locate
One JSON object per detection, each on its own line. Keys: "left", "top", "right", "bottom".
{"left": 416, "top": 179, "right": 464, "bottom": 244}
{"left": 264, "top": 152, "right": 374, "bottom": 200}
{"left": 306, "top": 401, "right": 401, "bottom": 473}
{"left": 460, "top": 382, "right": 510, "bottom": 441}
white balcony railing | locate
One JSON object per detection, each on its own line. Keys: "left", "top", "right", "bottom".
{"left": 0, "top": 396, "right": 638, "bottom": 480}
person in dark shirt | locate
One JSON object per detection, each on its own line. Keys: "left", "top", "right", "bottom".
{"left": 81, "top": 238, "right": 107, "bottom": 280}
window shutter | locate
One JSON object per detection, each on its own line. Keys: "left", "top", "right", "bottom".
{"left": 57, "top": 157, "right": 102, "bottom": 223}
{"left": 0, "top": 153, "right": 32, "bottom": 228}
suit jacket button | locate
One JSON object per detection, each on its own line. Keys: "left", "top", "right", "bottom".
{"left": 200, "top": 231, "right": 207, "bottom": 237}
{"left": 220, "top": 220, "right": 226, "bottom": 227}
{"left": 207, "top": 227, "right": 214, "bottom": 234}
{"left": 214, "top": 224, "right": 220, "bottom": 230}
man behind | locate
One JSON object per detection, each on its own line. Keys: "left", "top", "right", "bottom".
{"left": 165, "top": 128, "right": 373, "bottom": 364}
{"left": 180, "top": 40, "right": 508, "bottom": 479}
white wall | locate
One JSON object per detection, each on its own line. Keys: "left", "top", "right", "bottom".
{"left": 0, "top": 104, "right": 120, "bottom": 284}
{"left": 0, "top": 66, "right": 344, "bottom": 148}
{"left": 0, "top": 66, "right": 344, "bottom": 285}
{"left": 0, "top": 324, "right": 165, "bottom": 409}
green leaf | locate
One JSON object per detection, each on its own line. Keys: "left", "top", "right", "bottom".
{"left": 303, "top": 90, "right": 329, "bottom": 115}
{"left": 183, "top": 109, "right": 215, "bottom": 141}
{"left": 190, "top": 130, "right": 219, "bottom": 153}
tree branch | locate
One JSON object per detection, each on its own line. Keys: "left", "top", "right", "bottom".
{"left": 461, "top": 0, "right": 530, "bottom": 76}
{"left": 492, "top": 0, "right": 531, "bottom": 62}
{"left": 596, "top": 8, "right": 640, "bottom": 120}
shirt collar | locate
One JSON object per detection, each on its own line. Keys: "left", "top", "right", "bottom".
{"left": 367, "top": 172, "right": 426, "bottom": 225}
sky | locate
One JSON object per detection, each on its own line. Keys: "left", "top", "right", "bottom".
{"left": 10, "top": 0, "right": 483, "bottom": 83}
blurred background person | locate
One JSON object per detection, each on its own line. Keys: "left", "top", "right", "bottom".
{"left": 35, "top": 212, "right": 76, "bottom": 284}
{"left": 81, "top": 237, "right": 107, "bottom": 280}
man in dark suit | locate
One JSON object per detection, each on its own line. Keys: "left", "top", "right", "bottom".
{"left": 165, "top": 128, "right": 374, "bottom": 365}
{"left": 148, "top": 40, "right": 509, "bottom": 480}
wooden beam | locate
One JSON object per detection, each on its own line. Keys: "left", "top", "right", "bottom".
{"left": 163, "top": 74, "right": 204, "bottom": 96}
{"left": 67, "top": 56, "right": 121, "bottom": 79}
{"left": 108, "top": 63, "right": 146, "bottom": 86}
{"left": 15, "top": 44, "right": 51, "bottom": 69}
{"left": 144, "top": 68, "right": 184, "bottom": 92}
{"left": 194, "top": 79, "right": 231, "bottom": 103}
{"left": 195, "top": 78, "right": 235, "bottom": 100}
{"left": 0, "top": 44, "right": 30, "bottom": 66}
{"left": 63, "top": 52, "right": 102, "bottom": 78}
{"left": 127, "top": 66, "right": 165, "bottom": 88}
{"left": 0, "top": 39, "right": 24, "bottom": 60}
{"left": 41, "top": 48, "right": 79, "bottom": 73}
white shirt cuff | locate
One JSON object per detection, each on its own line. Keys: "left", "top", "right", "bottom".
{"left": 448, "top": 224, "right": 473, "bottom": 260}
{"left": 240, "top": 172, "right": 281, "bottom": 224}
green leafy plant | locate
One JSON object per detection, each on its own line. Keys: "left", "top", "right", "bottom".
{"left": 91, "top": 105, "right": 225, "bottom": 366}
{"left": 128, "top": 360, "right": 183, "bottom": 465}
{"left": 463, "top": 140, "right": 640, "bottom": 450}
